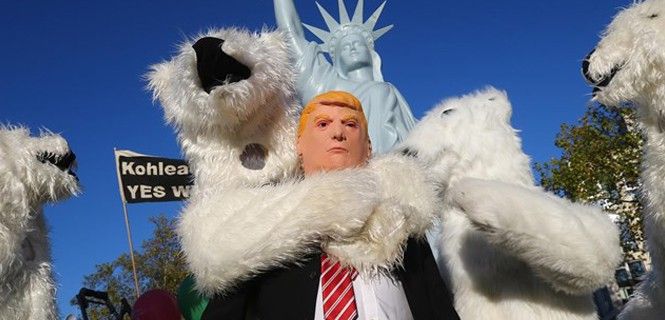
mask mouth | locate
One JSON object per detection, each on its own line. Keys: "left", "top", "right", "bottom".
{"left": 37, "top": 151, "right": 78, "bottom": 179}
{"left": 582, "top": 49, "right": 624, "bottom": 95}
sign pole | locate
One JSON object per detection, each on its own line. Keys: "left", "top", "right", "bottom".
{"left": 121, "top": 200, "right": 141, "bottom": 299}
{"left": 114, "top": 148, "right": 141, "bottom": 299}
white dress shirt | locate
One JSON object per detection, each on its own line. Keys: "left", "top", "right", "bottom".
{"left": 313, "top": 271, "right": 414, "bottom": 320}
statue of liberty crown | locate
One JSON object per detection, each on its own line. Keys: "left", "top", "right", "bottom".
{"left": 303, "top": 0, "right": 393, "bottom": 58}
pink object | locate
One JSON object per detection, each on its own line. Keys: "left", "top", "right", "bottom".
{"left": 132, "top": 289, "right": 182, "bottom": 320}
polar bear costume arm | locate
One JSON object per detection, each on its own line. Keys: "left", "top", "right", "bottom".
{"left": 449, "top": 178, "right": 622, "bottom": 294}
{"left": 180, "top": 154, "right": 439, "bottom": 294}
{"left": 324, "top": 154, "right": 440, "bottom": 274}
{"left": 179, "top": 168, "right": 380, "bottom": 295}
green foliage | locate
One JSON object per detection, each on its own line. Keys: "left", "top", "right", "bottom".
{"left": 535, "top": 103, "right": 645, "bottom": 261}
{"left": 535, "top": 103, "right": 642, "bottom": 202}
{"left": 73, "top": 215, "right": 188, "bottom": 320}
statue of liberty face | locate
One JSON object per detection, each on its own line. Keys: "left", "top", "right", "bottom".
{"left": 335, "top": 32, "right": 372, "bottom": 73}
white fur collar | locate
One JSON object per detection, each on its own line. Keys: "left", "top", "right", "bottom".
{"left": 179, "top": 153, "right": 438, "bottom": 294}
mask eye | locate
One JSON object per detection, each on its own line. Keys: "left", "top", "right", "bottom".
{"left": 345, "top": 121, "right": 358, "bottom": 128}
{"left": 649, "top": 13, "right": 659, "bottom": 19}
{"left": 441, "top": 108, "right": 455, "bottom": 117}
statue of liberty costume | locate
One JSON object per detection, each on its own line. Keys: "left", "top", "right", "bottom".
{"left": 275, "top": 0, "right": 416, "bottom": 154}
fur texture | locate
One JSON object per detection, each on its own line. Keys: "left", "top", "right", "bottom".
{"left": 148, "top": 28, "right": 438, "bottom": 295}
{"left": 584, "top": 1, "right": 665, "bottom": 318}
{"left": 323, "top": 154, "right": 439, "bottom": 275}
{"left": 398, "top": 87, "right": 622, "bottom": 319}
{"left": 147, "top": 28, "right": 301, "bottom": 190}
{"left": 180, "top": 153, "right": 437, "bottom": 294}
{"left": 0, "top": 126, "right": 79, "bottom": 320}
{"left": 148, "top": 27, "right": 301, "bottom": 295}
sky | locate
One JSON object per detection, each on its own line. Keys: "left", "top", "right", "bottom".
{"left": 1, "top": 0, "right": 629, "bottom": 317}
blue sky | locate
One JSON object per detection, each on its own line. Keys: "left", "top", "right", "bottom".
{"left": 1, "top": 0, "right": 628, "bottom": 317}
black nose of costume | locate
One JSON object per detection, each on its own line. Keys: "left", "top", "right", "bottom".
{"left": 581, "top": 49, "right": 596, "bottom": 85}
{"left": 37, "top": 150, "right": 77, "bottom": 179}
{"left": 37, "top": 151, "right": 76, "bottom": 171}
{"left": 193, "top": 37, "right": 252, "bottom": 93}
{"left": 582, "top": 49, "right": 622, "bottom": 92}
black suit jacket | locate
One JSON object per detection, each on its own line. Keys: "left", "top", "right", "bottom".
{"left": 202, "top": 238, "right": 459, "bottom": 320}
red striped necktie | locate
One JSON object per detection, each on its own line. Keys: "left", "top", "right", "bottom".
{"left": 321, "top": 253, "right": 359, "bottom": 320}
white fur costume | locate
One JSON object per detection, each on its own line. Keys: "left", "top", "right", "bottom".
{"left": 148, "top": 28, "right": 438, "bottom": 295}
{"left": 0, "top": 127, "right": 79, "bottom": 320}
{"left": 584, "top": 1, "right": 665, "bottom": 318}
{"left": 398, "top": 87, "right": 622, "bottom": 319}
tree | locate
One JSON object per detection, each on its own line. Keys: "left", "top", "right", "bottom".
{"left": 534, "top": 102, "right": 646, "bottom": 262}
{"left": 73, "top": 215, "right": 188, "bottom": 320}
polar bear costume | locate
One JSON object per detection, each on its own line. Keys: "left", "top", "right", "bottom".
{"left": 398, "top": 87, "right": 622, "bottom": 319}
{"left": 148, "top": 28, "right": 438, "bottom": 295}
{"left": 583, "top": 1, "right": 665, "bottom": 318}
{"left": 0, "top": 126, "right": 79, "bottom": 320}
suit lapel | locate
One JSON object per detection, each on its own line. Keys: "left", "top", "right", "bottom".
{"left": 398, "top": 238, "right": 460, "bottom": 320}
{"left": 255, "top": 252, "right": 322, "bottom": 319}
{"left": 397, "top": 238, "right": 433, "bottom": 320}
